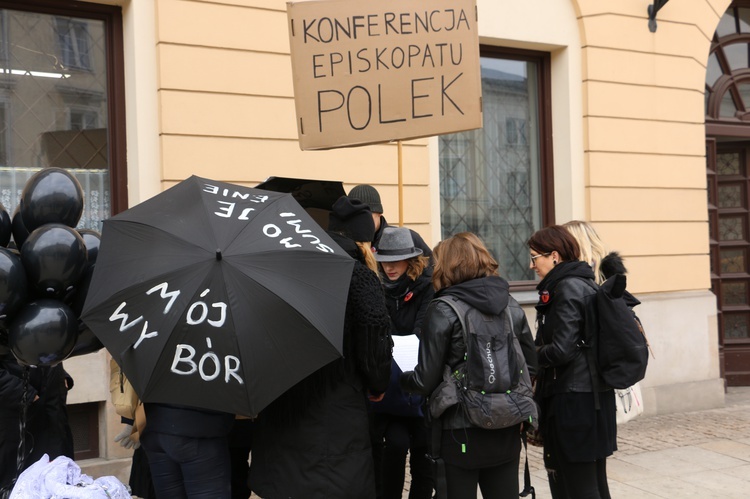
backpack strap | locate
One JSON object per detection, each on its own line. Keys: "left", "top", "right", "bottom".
{"left": 433, "top": 296, "right": 469, "bottom": 357}
{"left": 574, "top": 277, "right": 603, "bottom": 410}
{"left": 433, "top": 296, "right": 513, "bottom": 358}
{"left": 427, "top": 416, "right": 448, "bottom": 499}
{"left": 520, "top": 431, "right": 536, "bottom": 498}
{"left": 428, "top": 295, "right": 467, "bottom": 499}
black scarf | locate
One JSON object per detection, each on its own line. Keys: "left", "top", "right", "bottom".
{"left": 536, "top": 260, "right": 595, "bottom": 308}
{"left": 382, "top": 273, "right": 411, "bottom": 299}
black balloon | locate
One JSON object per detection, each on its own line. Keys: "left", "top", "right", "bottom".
{"left": 70, "top": 263, "right": 94, "bottom": 317}
{"left": 20, "top": 167, "right": 84, "bottom": 232}
{"left": 11, "top": 207, "right": 28, "bottom": 249}
{"left": 0, "top": 247, "right": 28, "bottom": 324}
{"left": 9, "top": 299, "right": 78, "bottom": 367}
{"left": 77, "top": 229, "right": 101, "bottom": 265}
{"left": 21, "top": 224, "right": 87, "bottom": 299}
{"left": 67, "top": 322, "right": 104, "bottom": 358}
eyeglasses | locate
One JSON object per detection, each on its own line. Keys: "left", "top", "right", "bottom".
{"left": 530, "top": 253, "right": 551, "bottom": 266}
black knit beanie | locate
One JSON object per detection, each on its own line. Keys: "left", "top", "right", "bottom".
{"left": 328, "top": 196, "right": 375, "bottom": 242}
{"left": 348, "top": 184, "right": 383, "bottom": 214}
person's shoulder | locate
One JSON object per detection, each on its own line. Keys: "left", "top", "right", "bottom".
{"left": 428, "top": 294, "right": 462, "bottom": 321}
{"left": 506, "top": 295, "right": 524, "bottom": 311}
{"left": 556, "top": 276, "right": 597, "bottom": 296}
{"left": 350, "top": 261, "right": 382, "bottom": 292}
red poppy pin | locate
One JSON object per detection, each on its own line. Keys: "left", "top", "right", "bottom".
{"left": 404, "top": 291, "right": 413, "bottom": 302}
{"left": 540, "top": 290, "right": 550, "bottom": 304}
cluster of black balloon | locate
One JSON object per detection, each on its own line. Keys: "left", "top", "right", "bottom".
{"left": 0, "top": 167, "right": 103, "bottom": 367}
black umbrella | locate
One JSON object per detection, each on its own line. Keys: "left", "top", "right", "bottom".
{"left": 81, "top": 175, "right": 354, "bottom": 417}
{"left": 255, "top": 177, "right": 345, "bottom": 230}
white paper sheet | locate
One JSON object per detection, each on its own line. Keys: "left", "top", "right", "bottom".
{"left": 391, "top": 334, "right": 420, "bottom": 372}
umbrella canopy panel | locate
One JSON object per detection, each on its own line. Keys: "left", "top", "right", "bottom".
{"left": 82, "top": 176, "right": 354, "bottom": 416}
{"left": 255, "top": 177, "right": 345, "bottom": 230}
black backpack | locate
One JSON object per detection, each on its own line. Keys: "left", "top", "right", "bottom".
{"left": 582, "top": 273, "right": 649, "bottom": 390}
{"left": 430, "top": 296, "right": 538, "bottom": 430}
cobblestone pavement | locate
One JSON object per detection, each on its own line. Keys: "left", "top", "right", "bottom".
{"left": 515, "top": 387, "right": 750, "bottom": 498}
{"left": 249, "top": 389, "right": 750, "bottom": 498}
{"left": 398, "top": 387, "right": 750, "bottom": 498}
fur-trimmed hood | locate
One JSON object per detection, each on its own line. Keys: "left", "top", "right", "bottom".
{"left": 601, "top": 251, "right": 627, "bottom": 280}
{"left": 600, "top": 251, "right": 640, "bottom": 308}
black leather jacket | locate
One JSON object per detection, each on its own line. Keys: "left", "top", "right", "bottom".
{"left": 534, "top": 260, "right": 605, "bottom": 397}
{"left": 400, "top": 276, "right": 537, "bottom": 430}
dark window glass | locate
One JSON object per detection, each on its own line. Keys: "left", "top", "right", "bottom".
{"left": 439, "top": 48, "right": 552, "bottom": 283}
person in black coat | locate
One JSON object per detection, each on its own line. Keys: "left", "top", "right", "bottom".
{"left": 400, "top": 232, "right": 537, "bottom": 499}
{"left": 250, "top": 196, "right": 392, "bottom": 499}
{"left": 528, "top": 225, "right": 616, "bottom": 499}
{"left": 0, "top": 351, "right": 74, "bottom": 494}
{"left": 370, "top": 226, "right": 434, "bottom": 499}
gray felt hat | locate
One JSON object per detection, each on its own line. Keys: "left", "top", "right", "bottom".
{"left": 375, "top": 226, "right": 423, "bottom": 262}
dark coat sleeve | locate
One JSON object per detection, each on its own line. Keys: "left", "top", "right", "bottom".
{"left": 537, "top": 279, "right": 587, "bottom": 368}
{"left": 507, "top": 297, "right": 538, "bottom": 378}
{"left": 399, "top": 300, "right": 459, "bottom": 396}
{"left": 410, "top": 284, "right": 434, "bottom": 339}
{"left": 0, "top": 358, "right": 38, "bottom": 413}
{"left": 348, "top": 264, "right": 393, "bottom": 394}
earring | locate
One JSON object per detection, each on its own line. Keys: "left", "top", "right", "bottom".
{"left": 553, "top": 260, "right": 558, "bottom": 265}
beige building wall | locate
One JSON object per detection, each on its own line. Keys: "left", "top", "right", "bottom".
{"left": 472, "top": 0, "right": 727, "bottom": 414}
{"left": 71, "top": 0, "right": 739, "bottom": 475}
{"left": 574, "top": 0, "right": 730, "bottom": 412}
{"left": 155, "top": 0, "right": 432, "bottom": 243}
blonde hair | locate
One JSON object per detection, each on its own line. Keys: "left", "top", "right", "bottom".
{"left": 406, "top": 255, "right": 430, "bottom": 281}
{"left": 356, "top": 241, "right": 380, "bottom": 275}
{"left": 563, "top": 220, "right": 606, "bottom": 283}
{"left": 432, "top": 232, "right": 498, "bottom": 291}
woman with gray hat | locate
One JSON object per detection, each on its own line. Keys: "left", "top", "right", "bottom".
{"left": 370, "top": 226, "right": 434, "bottom": 499}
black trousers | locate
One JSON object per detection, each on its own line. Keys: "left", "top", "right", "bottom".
{"left": 141, "top": 431, "right": 231, "bottom": 499}
{"left": 373, "top": 414, "right": 433, "bottom": 499}
{"left": 129, "top": 446, "right": 156, "bottom": 499}
{"left": 444, "top": 455, "right": 519, "bottom": 499}
{"left": 543, "top": 420, "right": 611, "bottom": 499}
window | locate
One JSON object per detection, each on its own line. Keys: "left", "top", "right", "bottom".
{"left": 0, "top": 1, "right": 127, "bottom": 232}
{"left": 69, "top": 108, "right": 99, "bottom": 130}
{"left": 505, "top": 117, "right": 528, "bottom": 146}
{"left": 56, "top": 18, "right": 92, "bottom": 71}
{"left": 439, "top": 47, "right": 553, "bottom": 284}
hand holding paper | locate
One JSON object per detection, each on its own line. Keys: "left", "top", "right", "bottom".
{"left": 391, "top": 334, "right": 420, "bottom": 372}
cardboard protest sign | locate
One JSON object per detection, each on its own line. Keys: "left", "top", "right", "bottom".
{"left": 287, "top": 0, "right": 482, "bottom": 150}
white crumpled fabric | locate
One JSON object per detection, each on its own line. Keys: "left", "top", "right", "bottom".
{"left": 9, "top": 454, "right": 131, "bottom": 499}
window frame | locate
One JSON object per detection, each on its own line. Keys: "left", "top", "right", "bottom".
{"left": 442, "top": 45, "right": 555, "bottom": 291}
{"left": 0, "top": 0, "right": 128, "bottom": 216}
